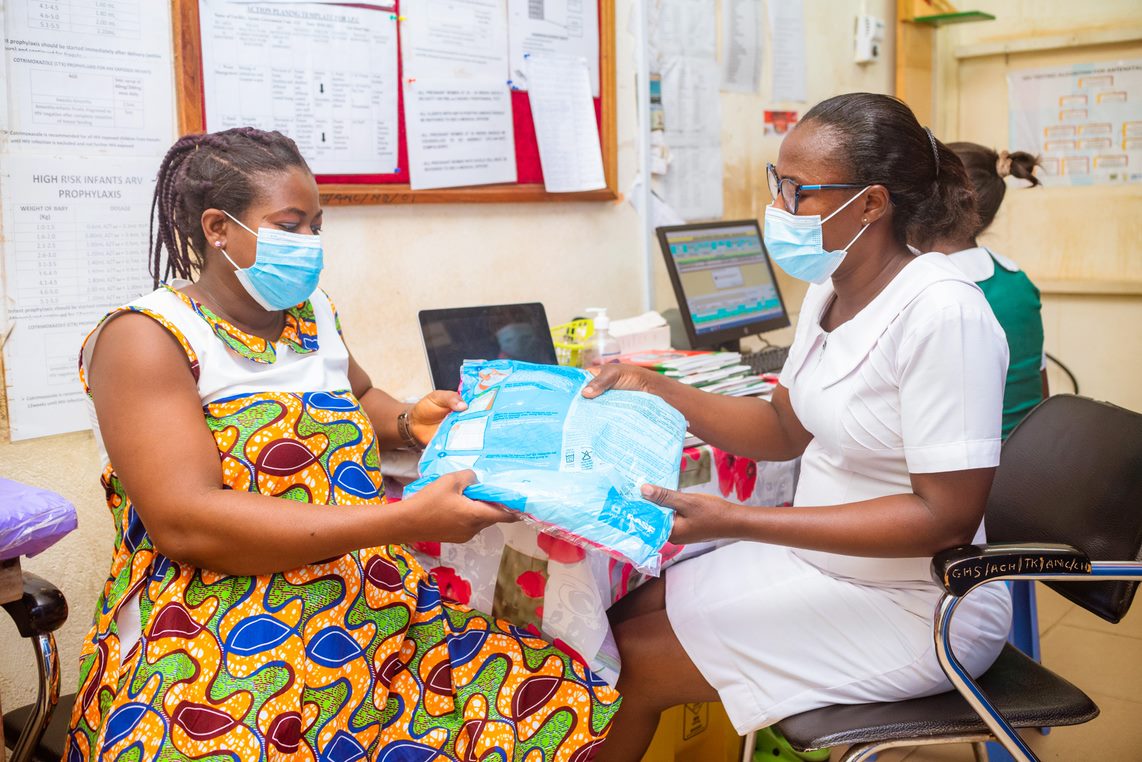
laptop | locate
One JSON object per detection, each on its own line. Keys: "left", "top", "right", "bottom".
{"left": 418, "top": 303, "right": 559, "bottom": 391}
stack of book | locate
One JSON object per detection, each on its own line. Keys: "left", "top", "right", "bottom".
{"left": 617, "top": 350, "right": 777, "bottom": 397}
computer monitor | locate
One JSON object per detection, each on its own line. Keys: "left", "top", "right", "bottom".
{"left": 419, "top": 302, "right": 558, "bottom": 391}
{"left": 657, "top": 220, "right": 790, "bottom": 351}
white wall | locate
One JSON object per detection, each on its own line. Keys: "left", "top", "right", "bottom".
{"left": 0, "top": 0, "right": 899, "bottom": 711}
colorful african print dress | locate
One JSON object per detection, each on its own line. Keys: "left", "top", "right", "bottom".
{"left": 68, "top": 283, "right": 619, "bottom": 761}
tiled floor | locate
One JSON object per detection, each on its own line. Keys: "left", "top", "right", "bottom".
{"left": 829, "top": 584, "right": 1142, "bottom": 761}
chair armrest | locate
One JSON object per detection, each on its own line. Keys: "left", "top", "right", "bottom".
{"left": 1, "top": 572, "right": 68, "bottom": 637}
{"left": 932, "top": 543, "right": 1092, "bottom": 596}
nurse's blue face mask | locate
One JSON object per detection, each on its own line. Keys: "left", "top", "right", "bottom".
{"left": 219, "top": 211, "right": 324, "bottom": 310}
{"left": 763, "top": 188, "right": 871, "bottom": 285}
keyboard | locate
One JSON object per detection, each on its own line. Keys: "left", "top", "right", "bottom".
{"left": 741, "top": 345, "right": 790, "bottom": 375}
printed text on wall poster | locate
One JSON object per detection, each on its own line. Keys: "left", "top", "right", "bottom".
{"left": 1008, "top": 60, "right": 1142, "bottom": 187}
{"left": 1, "top": 156, "right": 157, "bottom": 441}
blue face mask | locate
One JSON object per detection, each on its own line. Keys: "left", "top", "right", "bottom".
{"left": 763, "top": 188, "right": 870, "bottom": 284}
{"left": 220, "top": 211, "right": 323, "bottom": 310}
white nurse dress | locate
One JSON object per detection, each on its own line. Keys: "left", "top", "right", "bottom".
{"left": 665, "top": 253, "right": 1014, "bottom": 734}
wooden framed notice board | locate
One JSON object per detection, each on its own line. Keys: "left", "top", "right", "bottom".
{"left": 171, "top": 0, "right": 617, "bottom": 205}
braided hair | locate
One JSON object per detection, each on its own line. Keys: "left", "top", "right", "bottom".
{"left": 149, "top": 127, "right": 310, "bottom": 288}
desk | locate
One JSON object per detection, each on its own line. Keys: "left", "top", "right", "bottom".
{"left": 389, "top": 446, "right": 798, "bottom": 684}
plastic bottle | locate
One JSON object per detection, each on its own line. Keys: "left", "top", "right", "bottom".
{"left": 584, "top": 308, "right": 622, "bottom": 367}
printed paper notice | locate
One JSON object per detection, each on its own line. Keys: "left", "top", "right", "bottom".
{"left": 199, "top": 1, "right": 398, "bottom": 174}
{"left": 649, "top": 0, "right": 723, "bottom": 220}
{"left": 508, "top": 0, "right": 599, "bottom": 97}
{"left": 660, "top": 142, "right": 723, "bottom": 221}
{"left": 527, "top": 56, "right": 605, "bottom": 192}
{"left": 659, "top": 57, "right": 723, "bottom": 220}
{"left": 768, "top": 0, "right": 807, "bottom": 103}
{"left": 661, "top": 57, "right": 721, "bottom": 139}
{"left": 651, "top": 0, "right": 716, "bottom": 63}
{"left": 404, "top": 82, "right": 517, "bottom": 189}
{"left": 1, "top": 0, "right": 175, "bottom": 154}
{"left": 721, "top": 0, "right": 761, "bottom": 93}
{"left": 225, "top": 1, "right": 394, "bottom": 6}
{"left": 1, "top": 155, "right": 157, "bottom": 441}
{"left": 401, "top": 0, "right": 510, "bottom": 80}
{"left": 1009, "top": 60, "right": 1142, "bottom": 186}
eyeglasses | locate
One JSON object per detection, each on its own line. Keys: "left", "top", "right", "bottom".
{"left": 766, "top": 163, "right": 867, "bottom": 215}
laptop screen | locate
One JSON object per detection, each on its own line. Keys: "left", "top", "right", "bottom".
{"left": 419, "top": 303, "right": 558, "bottom": 391}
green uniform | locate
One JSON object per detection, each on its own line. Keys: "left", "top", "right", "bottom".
{"left": 950, "top": 247, "right": 1045, "bottom": 439}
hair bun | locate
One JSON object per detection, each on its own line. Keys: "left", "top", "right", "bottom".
{"left": 1006, "top": 150, "right": 1041, "bottom": 187}
{"left": 995, "top": 150, "right": 1013, "bottom": 178}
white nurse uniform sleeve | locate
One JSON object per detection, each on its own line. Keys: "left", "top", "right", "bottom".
{"left": 897, "top": 295, "right": 1009, "bottom": 473}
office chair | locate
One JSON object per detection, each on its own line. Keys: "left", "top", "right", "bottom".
{"left": 743, "top": 395, "right": 1142, "bottom": 762}
{"left": 2, "top": 573, "right": 69, "bottom": 762}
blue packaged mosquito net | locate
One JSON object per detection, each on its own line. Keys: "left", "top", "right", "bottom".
{"left": 403, "top": 360, "right": 687, "bottom": 573}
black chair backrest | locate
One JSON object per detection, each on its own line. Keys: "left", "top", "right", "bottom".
{"left": 986, "top": 395, "right": 1142, "bottom": 623}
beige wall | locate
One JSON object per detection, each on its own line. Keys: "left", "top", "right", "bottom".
{"left": 654, "top": 0, "right": 898, "bottom": 345}
{"left": 934, "top": 0, "right": 1142, "bottom": 411}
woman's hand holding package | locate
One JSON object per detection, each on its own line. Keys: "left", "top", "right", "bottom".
{"left": 582, "top": 363, "right": 657, "bottom": 398}
{"left": 583, "top": 362, "right": 809, "bottom": 463}
{"left": 640, "top": 483, "right": 735, "bottom": 545}
{"left": 409, "top": 390, "right": 468, "bottom": 444}
{"left": 401, "top": 469, "right": 518, "bottom": 544}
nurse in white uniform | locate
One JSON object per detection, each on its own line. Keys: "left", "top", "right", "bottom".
{"left": 588, "top": 93, "right": 1013, "bottom": 761}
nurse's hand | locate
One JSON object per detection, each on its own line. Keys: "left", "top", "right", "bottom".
{"left": 409, "top": 390, "right": 468, "bottom": 445}
{"left": 641, "top": 483, "right": 734, "bottom": 545}
{"left": 582, "top": 363, "right": 658, "bottom": 398}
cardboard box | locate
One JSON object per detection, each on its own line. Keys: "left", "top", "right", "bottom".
{"left": 642, "top": 702, "right": 744, "bottom": 762}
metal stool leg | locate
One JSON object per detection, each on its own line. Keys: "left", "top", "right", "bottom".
{"left": 8, "top": 632, "right": 60, "bottom": 762}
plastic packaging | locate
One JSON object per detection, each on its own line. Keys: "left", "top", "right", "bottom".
{"left": 0, "top": 478, "right": 79, "bottom": 560}
{"left": 583, "top": 308, "right": 622, "bottom": 366}
{"left": 403, "top": 360, "right": 687, "bottom": 574}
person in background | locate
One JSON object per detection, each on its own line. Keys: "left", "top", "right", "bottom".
{"left": 67, "top": 127, "right": 618, "bottom": 760}
{"left": 585, "top": 93, "right": 1014, "bottom": 760}
{"left": 920, "top": 143, "right": 1047, "bottom": 438}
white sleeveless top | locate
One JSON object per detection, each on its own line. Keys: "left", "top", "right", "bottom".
{"left": 79, "top": 282, "right": 352, "bottom": 655}
{"left": 81, "top": 282, "right": 351, "bottom": 467}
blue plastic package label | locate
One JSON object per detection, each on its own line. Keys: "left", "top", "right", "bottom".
{"left": 403, "top": 360, "right": 687, "bottom": 574}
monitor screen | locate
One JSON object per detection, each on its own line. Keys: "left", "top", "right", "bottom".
{"left": 419, "top": 303, "right": 558, "bottom": 391}
{"left": 657, "top": 220, "right": 790, "bottom": 349}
